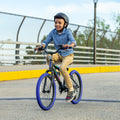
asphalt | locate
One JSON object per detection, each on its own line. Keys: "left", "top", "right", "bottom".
{"left": 0, "top": 72, "right": 120, "bottom": 120}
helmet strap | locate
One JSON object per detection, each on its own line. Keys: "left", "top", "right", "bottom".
{"left": 57, "top": 27, "right": 64, "bottom": 33}
{"left": 64, "top": 22, "right": 68, "bottom": 28}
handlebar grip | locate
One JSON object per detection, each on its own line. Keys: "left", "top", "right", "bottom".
{"left": 34, "top": 48, "right": 37, "bottom": 51}
{"left": 69, "top": 46, "right": 72, "bottom": 49}
{"left": 63, "top": 46, "right": 73, "bottom": 50}
{"left": 34, "top": 46, "right": 44, "bottom": 52}
{"left": 38, "top": 46, "right": 44, "bottom": 51}
{"left": 58, "top": 45, "right": 72, "bottom": 49}
{"left": 58, "top": 45, "right": 63, "bottom": 48}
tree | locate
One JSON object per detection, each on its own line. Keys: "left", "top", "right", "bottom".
{"left": 113, "top": 13, "right": 120, "bottom": 33}
{"left": 41, "top": 35, "right": 47, "bottom": 43}
{"left": 111, "top": 13, "right": 120, "bottom": 50}
{"left": 24, "top": 16, "right": 120, "bottom": 65}
{"left": 87, "top": 17, "right": 112, "bottom": 49}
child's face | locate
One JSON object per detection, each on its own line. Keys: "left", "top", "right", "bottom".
{"left": 54, "top": 18, "right": 67, "bottom": 32}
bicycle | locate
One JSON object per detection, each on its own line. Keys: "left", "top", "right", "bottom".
{"left": 35, "top": 45, "right": 83, "bottom": 110}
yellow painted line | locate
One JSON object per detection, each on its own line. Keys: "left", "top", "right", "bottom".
{"left": 0, "top": 66, "right": 120, "bottom": 82}
{"left": 0, "top": 69, "right": 47, "bottom": 81}
{"left": 69, "top": 66, "right": 120, "bottom": 74}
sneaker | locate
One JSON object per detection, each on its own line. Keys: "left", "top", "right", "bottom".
{"left": 66, "top": 90, "right": 76, "bottom": 102}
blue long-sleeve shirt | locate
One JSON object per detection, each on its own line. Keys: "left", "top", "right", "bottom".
{"left": 42, "top": 28, "right": 76, "bottom": 57}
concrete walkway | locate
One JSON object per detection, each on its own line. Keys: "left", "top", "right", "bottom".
{"left": 0, "top": 72, "right": 120, "bottom": 120}
{"left": 0, "top": 64, "right": 118, "bottom": 72}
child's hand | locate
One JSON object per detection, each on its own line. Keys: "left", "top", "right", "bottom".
{"left": 34, "top": 47, "right": 41, "bottom": 52}
{"left": 62, "top": 44, "right": 71, "bottom": 50}
{"left": 34, "top": 44, "right": 45, "bottom": 52}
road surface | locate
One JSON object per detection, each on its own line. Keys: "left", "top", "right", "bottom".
{"left": 0, "top": 72, "right": 120, "bottom": 120}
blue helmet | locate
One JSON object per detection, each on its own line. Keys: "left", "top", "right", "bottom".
{"left": 54, "top": 13, "right": 69, "bottom": 27}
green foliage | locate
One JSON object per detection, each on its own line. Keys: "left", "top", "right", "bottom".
{"left": 24, "top": 45, "right": 45, "bottom": 65}
{"left": 73, "top": 17, "right": 119, "bottom": 50}
{"left": 24, "top": 15, "right": 120, "bottom": 65}
{"left": 113, "top": 13, "right": 120, "bottom": 33}
{"left": 41, "top": 35, "right": 47, "bottom": 43}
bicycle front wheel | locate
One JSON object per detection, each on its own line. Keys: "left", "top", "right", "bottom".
{"left": 69, "top": 70, "right": 83, "bottom": 104}
{"left": 36, "top": 73, "right": 56, "bottom": 110}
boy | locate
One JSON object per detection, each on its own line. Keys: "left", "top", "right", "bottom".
{"left": 36, "top": 13, "right": 76, "bottom": 102}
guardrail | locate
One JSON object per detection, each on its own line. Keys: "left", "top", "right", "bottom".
{"left": 0, "top": 11, "right": 120, "bottom": 66}
{"left": 0, "top": 41, "right": 120, "bottom": 65}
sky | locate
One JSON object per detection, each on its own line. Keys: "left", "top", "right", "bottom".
{"left": 0, "top": 0, "right": 120, "bottom": 31}
{"left": 0, "top": 0, "right": 120, "bottom": 64}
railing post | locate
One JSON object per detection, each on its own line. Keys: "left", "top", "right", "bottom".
{"left": 99, "top": 31, "right": 107, "bottom": 48}
{"left": 37, "top": 19, "right": 46, "bottom": 43}
{"left": 15, "top": 16, "right": 26, "bottom": 64}
{"left": 111, "top": 32, "right": 118, "bottom": 49}
{"left": 73, "top": 25, "right": 80, "bottom": 38}
{"left": 87, "top": 28, "right": 93, "bottom": 47}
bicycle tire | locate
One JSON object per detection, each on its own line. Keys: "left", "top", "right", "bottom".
{"left": 36, "top": 73, "right": 56, "bottom": 110}
{"left": 69, "top": 70, "right": 83, "bottom": 104}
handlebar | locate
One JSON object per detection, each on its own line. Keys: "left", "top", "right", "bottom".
{"left": 34, "top": 45, "right": 72, "bottom": 55}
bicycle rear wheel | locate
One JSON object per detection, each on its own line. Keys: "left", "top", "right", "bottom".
{"left": 69, "top": 70, "right": 83, "bottom": 104}
{"left": 36, "top": 73, "right": 56, "bottom": 110}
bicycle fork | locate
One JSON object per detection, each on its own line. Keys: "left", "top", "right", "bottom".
{"left": 53, "top": 70, "right": 68, "bottom": 93}
{"left": 42, "top": 74, "right": 54, "bottom": 94}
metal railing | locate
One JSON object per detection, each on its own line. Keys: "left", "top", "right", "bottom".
{"left": 0, "top": 41, "right": 120, "bottom": 65}
{"left": 0, "top": 11, "right": 120, "bottom": 65}
{"left": 0, "top": 11, "right": 120, "bottom": 48}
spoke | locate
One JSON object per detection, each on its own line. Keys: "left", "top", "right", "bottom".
{"left": 40, "top": 76, "right": 54, "bottom": 107}
{"left": 71, "top": 73, "right": 81, "bottom": 101}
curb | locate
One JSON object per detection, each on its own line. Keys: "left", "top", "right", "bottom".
{"left": 0, "top": 65, "right": 120, "bottom": 81}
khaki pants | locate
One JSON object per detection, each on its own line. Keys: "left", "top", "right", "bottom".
{"left": 47, "top": 53, "right": 74, "bottom": 91}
